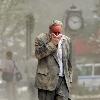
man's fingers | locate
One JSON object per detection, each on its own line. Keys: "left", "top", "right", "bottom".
{"left": 51, "top": 33, "right": 57, "bottom": 38}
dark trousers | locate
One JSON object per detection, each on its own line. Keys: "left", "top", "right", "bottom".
{"left": 38, "top": 77, "right": 69, "bottom": 100}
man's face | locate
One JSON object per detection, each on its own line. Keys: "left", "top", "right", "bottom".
{"left": 50, "top": 25, "right": 62, "bottom": 36}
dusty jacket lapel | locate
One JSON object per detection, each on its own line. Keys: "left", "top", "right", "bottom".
{"left": 52, "top": 51, "right": 59, "bottom": 67}
{"left": 62, "top": 40, "right": 67, "bottom": 68}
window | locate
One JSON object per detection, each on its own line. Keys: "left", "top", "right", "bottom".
{"left": 77, "top": 65, "right": 92, "bottom": 76}
{"left": 94, "top": 66, "right": 100, "bottom": 75}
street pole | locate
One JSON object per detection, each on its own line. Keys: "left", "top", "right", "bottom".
{"left": 26, "top": 14, "right": 34, "bottom": 59}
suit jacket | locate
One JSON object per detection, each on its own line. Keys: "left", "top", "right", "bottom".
{"left": 35, "top": 33, "right": 73, "bottom": 91}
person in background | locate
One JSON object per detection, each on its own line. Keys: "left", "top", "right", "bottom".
{"left": 35, "top": 20, "right": 73, "bottom": 100}
{"left": 0, "top": 51, "right": 17, "bottom": 100}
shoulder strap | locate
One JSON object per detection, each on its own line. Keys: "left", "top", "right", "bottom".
{"left": 13, "top": 60, "right": 18, "bottom": 72}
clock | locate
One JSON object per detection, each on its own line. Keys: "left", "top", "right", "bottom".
{"left": 65, "top": 5, "right": 84, "bottom": 32}
{"left": 68, "top": 16, "right": 82, "bottom": 30}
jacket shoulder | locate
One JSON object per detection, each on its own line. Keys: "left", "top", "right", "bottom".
{"left": 35, "top": 33, "right": 48, "bottom": 44}
{"left": 36, "top": 33, "right": 47, "bottom": 40}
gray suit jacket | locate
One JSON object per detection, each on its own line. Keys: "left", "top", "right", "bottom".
{"left": 35, "top": 33, "right": 73, "bottom": 91}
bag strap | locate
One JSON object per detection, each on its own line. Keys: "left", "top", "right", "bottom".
{"left": 13, "top": 60, "right": 19, "bottom": 72}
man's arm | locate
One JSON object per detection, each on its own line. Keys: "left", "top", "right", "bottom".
{"left": 35, "top": 37, "right": 57, "bottom": 60}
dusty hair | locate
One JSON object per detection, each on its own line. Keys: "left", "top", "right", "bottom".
{"left": 6, "top": 51, "right": 13, "bottom": 59}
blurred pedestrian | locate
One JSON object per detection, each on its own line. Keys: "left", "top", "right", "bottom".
{"left": 0, "top": 51, "right": 17, "bottom": 100}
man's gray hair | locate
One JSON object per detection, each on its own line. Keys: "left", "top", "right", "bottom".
{"left": 52, "top": 20, "right": 63, "bottom": 26}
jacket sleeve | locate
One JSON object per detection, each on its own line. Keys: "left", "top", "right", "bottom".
{"left": 68, "top": 40, "right": 73, "bottom": 83}
{"left": 35, "top": 37, "right": 57, "bottom": 60}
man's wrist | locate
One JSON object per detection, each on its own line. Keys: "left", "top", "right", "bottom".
{"left": 48, "top": 41, "right": 57, "bottom": 50}
{"left": 51, "top": 41, "right": 57, "bottom": 46}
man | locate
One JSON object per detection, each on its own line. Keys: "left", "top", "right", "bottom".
{"left": 35, "top": 20, "right": 73, "bottom": 100}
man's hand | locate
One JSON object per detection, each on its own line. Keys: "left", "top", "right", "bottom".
{"left": 51, "top": 33, "right": 62, "bottom": 46}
